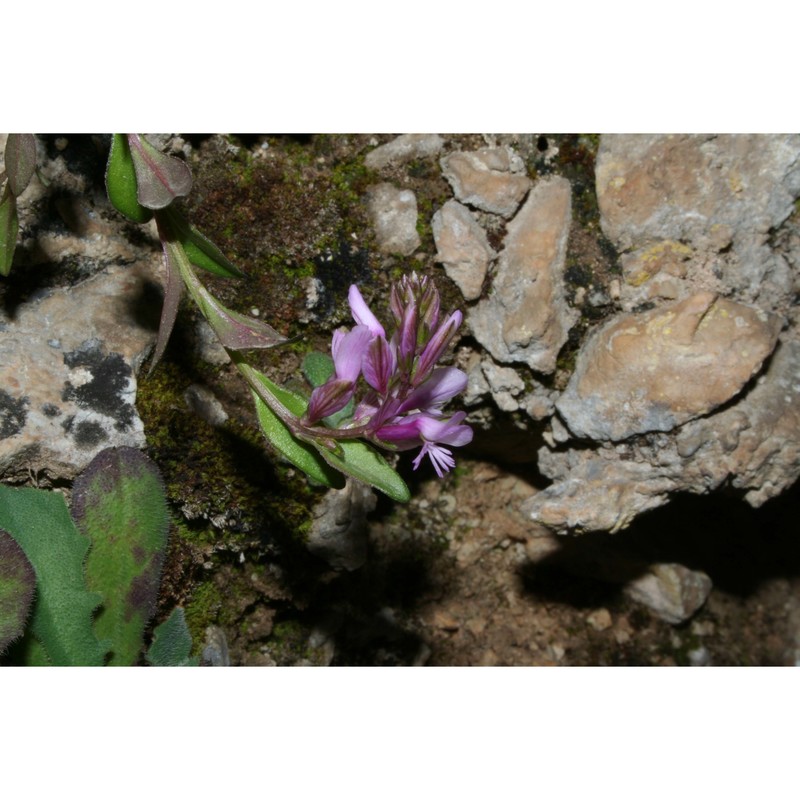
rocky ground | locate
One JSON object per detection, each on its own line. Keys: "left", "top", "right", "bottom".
{"left": 2, "top": 133, "right": 799, "bottom": 666}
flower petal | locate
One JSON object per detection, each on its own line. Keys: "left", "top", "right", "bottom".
{"left": 362, "top": 335, "right": 396, "bottom": 395}
{"left": 399, "top": 367, "right": 467, "bottom": 414}
{"left": 348, "top": 285, "right": 385, "bottom": 337}
{"left": 332, "top": 325, "right": 372, "bottom": 383}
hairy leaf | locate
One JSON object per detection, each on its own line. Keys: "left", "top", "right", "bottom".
{"left": 0, "top": 485, "right": 106, "bottom": 666}
{"left": 1, "top": 186, "right": 19, "bottom": 276}
{"left": 0, "top": 529, "right": 36, "bottom": 653}
{"left": 73, "top": 447, "right": 170, "bottom": 666}
{"left": 105, "top": 134, "right": 154, "bottom": 223}
{"left": 146, "top": 608, "right": 199, "bottom": 666}
{"left": 4, "top": 134, "right": 37, "bottom": 197}
{"left": 128, "top": 135, "right": 192, "bottom": 210}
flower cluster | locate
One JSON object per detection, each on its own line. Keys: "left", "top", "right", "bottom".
{"left": 303, "top": 274, "right": 473, "bottom": 477}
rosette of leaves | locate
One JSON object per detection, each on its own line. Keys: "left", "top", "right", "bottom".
{"left": 0, "top": 447, "right": 195, "bottom": 666}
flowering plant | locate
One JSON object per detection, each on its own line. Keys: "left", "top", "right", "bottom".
{"left": 243, "top": 274, "right": 473, "bottom": 501}
{"left": 305, "top": 275, "right": 473, "bottom": 476}
{"left": 99, "top": 135, "right": 471, "bottom": 502}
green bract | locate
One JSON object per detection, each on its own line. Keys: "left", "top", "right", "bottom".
{"left": 105, "top": 134, "right": 154, "bottom": 223}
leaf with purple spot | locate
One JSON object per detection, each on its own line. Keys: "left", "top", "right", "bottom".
{"left": 73, "top": 447, "right": 169, "bottom": 666}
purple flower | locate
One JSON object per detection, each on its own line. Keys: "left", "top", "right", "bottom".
{"left": 305, "top": 275, "right": 472, "bottom": 477}
{"left": 376, "top": 412, "right": 473, "bottom": 478}
{"left": 306, "top": 325, "right": 372, "bottom": 424}
{"left": 348, "top": 285, "right": 385, "bottom": 338}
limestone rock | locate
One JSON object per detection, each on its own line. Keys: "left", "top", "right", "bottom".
{"left": 469, "top": 176, "right": 578, "bottom": 373}
{"left": 557, "top": 292, "right": 782, "bottom": 441}
{"left": 624, "top": 563, "right": 712, "bottom": 625}
{"left": 364, "top": 134, "right": 444, "bottom": 170}
{"left": 365, "top": 183, "right": 420, "bottom": 256}
{"left": 524, "top": 339, "right": 800, "bottom": 532}
{"left": 441, "top": 146, "right": 532, "bottom": 218}
{"left": 676, "top": 338, "right": 800, "bottom": 507}
{"left": 432, "top": 199, "right": 495, "bottom": 301}
{"left": 0, "top": 263, "right": 157, "bottom": 481}
{"left": 596, "top": 134, "right": 800, "bottom": 303}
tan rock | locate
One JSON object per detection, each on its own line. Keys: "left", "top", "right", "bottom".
{"left": 469, "top": 176, "right": 577, "bottom": 373}
{"left": 556, "top": 292, "right": 782, "bottom": 441}
{"left": 595, "top": 133, "right": 800, "bottom": 303}
{"left": 624, "top": 564, "right": 712, "bottom": 625}
{"left": 441, "top": 146, "right": 532, "bottom": 218}
{"left": 432, "top": 199, "right": 495, "bottom": 301}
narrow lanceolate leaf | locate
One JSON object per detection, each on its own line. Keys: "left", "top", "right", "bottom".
{"left": 145, "top": 608, "right": 199, "bottom": 666}
{"left": 105, "top": 134, "right": 154, "bottom": 223}
{"left": 73, "top": 447, "right": 170, "bottom": 666}
{"left": 162, "top": 206, "right": 245, "bottom": 278}
{"left": 4, "top": 134, "right": 37, "bottom": 197}
{"left": 242, "top": 360, "right": 407, "bottom": 500}
{"left": 167, "top": 237, "right": 286, "bottom": 349}
{"left": 1, "top": 186, "right": 19, "bottom": 276}
{"left": 128, "top": 134, "right": 192, "bottom": 210}
{"left": 0, "top": 529, "right": 36, "bottom": 653}
{"left": 250, "top": 386, "right": 346, "bottom": 490}
{"left": 314, "top": 439, "right": 410, "bottom": 503}
{"left": 150, "top": 234, "right": 185, "bottom": 371}
{"left": 0, "top": 485, "right": 106, "bottom": 666}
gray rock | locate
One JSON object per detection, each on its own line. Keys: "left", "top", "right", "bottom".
{"left": 441, "top": 146, "right": 532, "bottom": 218}
{"left": 307, "top": 480, "right": 377, "bottom": 570}
{"left": 365, "top": 183, "right": 421, "bottom": 256}
{"left": 0, "top": 263, "right": 157, "bottom": 481}
{"left": 469, "top": 176, "right": 578, "bottom": 373}
{"left": 624, "top": 563, "right": 712, "bottom": 625}
{"left": 183, "top": 384, "right": 229, "bottom": 427}
{"left": 432, "top": 199, "right": 495, "bottom": 301}
{"left": 556, "top": 292, "right": 782, "bottom": 441}
{"left": 364, "top": 134, "right": 444, "bottom": 170}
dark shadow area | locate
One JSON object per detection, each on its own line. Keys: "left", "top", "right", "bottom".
{"left": 519, "top": 479, "right": 800, "bottom": 610}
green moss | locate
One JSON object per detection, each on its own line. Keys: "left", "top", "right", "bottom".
{"left": 184, "top": 581, "right": 223, "bottom": 645}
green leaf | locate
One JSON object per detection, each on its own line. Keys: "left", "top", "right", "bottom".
{"left": 302, "top": 352, "right": 335, "bottom": 388}
{"left": 0, "top": 485, "right": 106, "bottom": 666}
{"left": 145, "top": 608, "right": 199, "bottom": 666}
{"left": 1, "top": 186, "right": 19, "bottom": 277}
{"left": 168, "top": 238, "right": 286, "bottom": 350}
{"left": 128, "top": 135, "right": 192, "bottom": 210}
{"left": 105, "top": 134, "right": 154, "bottom": 223}
{"left": 162, "top": 207, "right": 245, "bottom": 278}
{"left": 4, "top": 134, "right": 37, "bottom": 197}
{"left": 252, "top": 386, "right": 346, "bottom": 490}
{"left": 0, "top": 529, "right": 36, "bottom": 653}
{"left": 314, "top": 439, "right": 410, "bottom": 503}
{"left": 246, "top": 366, "right": 408, "bottom": 501}
{"left": 73, "top": 448, "right": 170, "bottom": 666}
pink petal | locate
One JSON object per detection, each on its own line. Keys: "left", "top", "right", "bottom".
{"left": 348, "top": 285, "right": 385, "bottom": 337}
